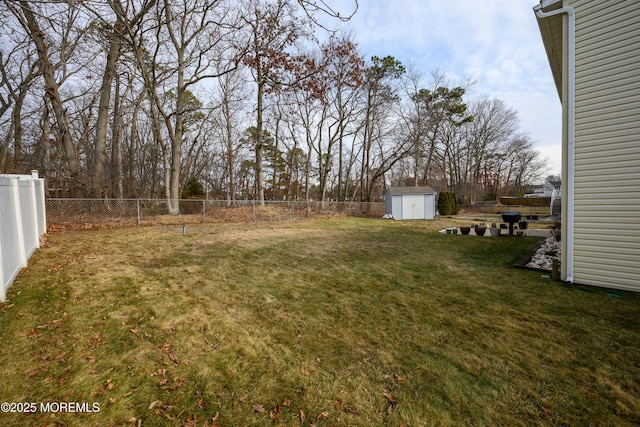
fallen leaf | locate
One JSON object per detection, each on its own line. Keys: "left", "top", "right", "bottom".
{"left": 382, "top": 390, "right": 397, "bottom": 404}
{"left": 237, "top": 395, "right": 247, "bottom": 404}
{"left": 301, "top": 368, "right": 309, "bottom": 376}
{"left": 317, "top": 411, "right": 329, "bottom": 420}
{"left": 159, "top": 376, "right": 185, "bottom": 391}
{"left": 154, "top": 403, "right": 176, "bottom": 420}
{"left": 24, "top": 328, "right": 40, "bottom": 338}
{"left": 166, "top": 351, "right": 180, "bottom": 365}
{"left": 345, "top": 405, "right": 359, "bottom": 415}
{"left": 282, "top": 398, "right": 291, "bottom": 407}
{"left": 106, "top": 379, "right": 115, "bottom": 390}
{"left": 184, "top": 414, "right": 200, "bottom": 426}
{"left": 394, "top": 373, "right": 406, "bottom": 383}
{"left": 540, "top": 405, "right": 554, "bottom": 415}
{"left": 149, "top": 400, "right": 161, "bottom": 409}
{"left": 269, "top": 407, "right": 280, "bottom": 422}
{"left": 212, "top": 411, "right": 220, "bottom": 426}
{"left": 252, "top": 404, "right": 265, "bottom": 413}
{"left": 124, "top": 388, "right": 138, "bottom": 397}
{"left": 300, "top": 409, "right": 306, "bottom": 423}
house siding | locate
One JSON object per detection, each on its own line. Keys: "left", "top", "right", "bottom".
{"left": 572, "top": 0, "right": 640, "bottom": 291}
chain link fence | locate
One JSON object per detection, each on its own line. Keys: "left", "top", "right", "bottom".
{"left": 44, "top": 198, "right": 553, "bottom": 231}
{"left": 45, "top": 199, "right": 386, "bottom": 231}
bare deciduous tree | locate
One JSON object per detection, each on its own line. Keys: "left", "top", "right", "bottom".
{"left": 4, "top": 0, "right": 83, "bottom": 193}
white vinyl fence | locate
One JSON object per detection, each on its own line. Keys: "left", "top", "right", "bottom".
{"left": 0, "top": 171, "right": 46, "bottom": 302}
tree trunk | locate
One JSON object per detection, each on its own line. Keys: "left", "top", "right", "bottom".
{"left": 338, "top": 123, "right": 344, "bottom": 201}
{"left": 92, "top": 20, "right": 122, "bottom": 197}
{"left": 111, "top": 72, "right": 123, "bottom": 199}
{"left": 1, "top": 122, "right": 14, "bottom": 172}
{"left": 11, "top": 90, "right": 23, "bottom": 171}
{"left": 222, "top": 91, "right": 235, "bottom": 206}
{"left": 256, "top": 78, "right": 265, "bottom": 206}
{"left": 37, "top": 106, "right": 51, "bottom": 197}
{"left": 20, "top": 0, "right": 79, "bottom": 194}
{"left": 168, "top": 67, "right": 184, "bottom": 215}
{"left": 128, "top": 96, "right": 142, "bottom": 198}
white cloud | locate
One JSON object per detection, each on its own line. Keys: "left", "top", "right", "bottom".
{"left": 339, "top": 0, "right": 562, "bottom": 174}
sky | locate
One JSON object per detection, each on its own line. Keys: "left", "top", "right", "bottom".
{"left": 335, "top": 0, "right": 563, "bottom": 176}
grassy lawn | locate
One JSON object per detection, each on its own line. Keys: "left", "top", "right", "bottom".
{"left": 1, "top": 218, "right": 639, "bottom": 426}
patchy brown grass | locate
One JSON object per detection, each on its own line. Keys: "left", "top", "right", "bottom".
{"left": 1, "top": 218, "right": 639, "bottom": 426}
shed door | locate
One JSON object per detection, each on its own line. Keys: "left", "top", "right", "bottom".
{"left": 402, "top": 195, "right": 425, "bottom": 220}
{"left": 392, "top": 195, "right": 403, "bottom": 219}
{"left": 424, "top": 194, "right": 435, "bottom": 219}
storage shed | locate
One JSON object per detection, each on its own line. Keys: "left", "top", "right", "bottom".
{"left": 385, "top": 186, "right": 437, "bottom": 220}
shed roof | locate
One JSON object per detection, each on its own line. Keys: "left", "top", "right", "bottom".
{"left": 387, "top": 186, "right": 437, "bottom": 196}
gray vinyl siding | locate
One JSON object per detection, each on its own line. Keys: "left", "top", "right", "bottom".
{"left": 572, "top": 0, "right": 640, "bottom": 291}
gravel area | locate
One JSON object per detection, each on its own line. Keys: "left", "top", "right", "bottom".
{"left": 526, "top": 237, "right": 561, "bottom": 271}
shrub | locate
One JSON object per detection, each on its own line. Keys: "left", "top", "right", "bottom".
{"left": 438, "top": 191, "right": 459, "bottom": 215}
{"left": 181, "top": 177, "right": 205, "bottom": 199}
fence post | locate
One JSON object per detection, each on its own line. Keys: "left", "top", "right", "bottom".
{"left": 137, "top": 199, "right": 141, "bottom": 227}
{"left": 0, "top": 228, "right": 3, "bottom": 302}
{"left": 291, "top": 202, "right": 295, "bottom": 220}
{"left": 18, "top": 179, "right": 40, "bottom": 256}
{"left": 0, "top": 180, "right": 6, "bottom": 302}
{"left": 203, "top": 200, "right": 206, "bottom": 223}
{"left": 252, "top": 201, "right": 256, "bottom": 222}
{"left": 34, "top": 177, "right": 46, "bottom": 236}
{"left": 10, "top": 179, "right": 27, "bottom": 269}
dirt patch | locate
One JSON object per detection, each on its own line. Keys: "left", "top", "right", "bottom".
{"left": 186, "top": 222, "right": 334, "bottom": 252}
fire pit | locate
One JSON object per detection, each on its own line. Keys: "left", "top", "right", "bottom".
{"left": 501, "top": 211, "right": 522, "bottom": 236}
